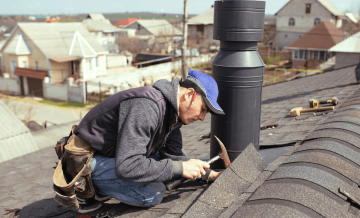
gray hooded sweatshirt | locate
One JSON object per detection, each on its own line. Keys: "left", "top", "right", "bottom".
{"left": 76, "top": 78, "right": 189, "bottom": 183}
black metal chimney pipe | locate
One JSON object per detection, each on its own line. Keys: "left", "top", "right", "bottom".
{"left": 210, "top": 0, "right": 266, "bottom": 169}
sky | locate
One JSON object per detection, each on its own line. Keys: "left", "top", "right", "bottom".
{"left": 0, "top": 0, "right": 358, "bottom": 15}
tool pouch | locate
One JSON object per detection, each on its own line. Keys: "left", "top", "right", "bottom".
{"left": 53, "top": 125, "right": 96, "bottom": 211}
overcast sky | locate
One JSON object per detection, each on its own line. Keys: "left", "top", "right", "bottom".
{"left": 0, "top": 0, "right": 358, "bottom": 15}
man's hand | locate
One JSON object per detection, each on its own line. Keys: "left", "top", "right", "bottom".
{"left": 208, "top": 170, "right": 224, "bottom": 182}
{"left": 182, "top": 159, "right": 210, "bottom": 180}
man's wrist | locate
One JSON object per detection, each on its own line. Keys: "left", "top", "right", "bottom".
{"left": 172, "top": 161, "right": 183, "bottom": 179}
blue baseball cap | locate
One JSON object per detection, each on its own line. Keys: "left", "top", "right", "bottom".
{"left": 180, "top": 69, "right": 225, "bottom": 116}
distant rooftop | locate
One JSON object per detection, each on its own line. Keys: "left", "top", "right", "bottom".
{"left": 114, "top": 17, "right": 140, "bottom": 27}
{"left": 275, "top": 0, "right": 344, "bottom": 17}
{"left": 188, "top": 7, "right": 214, "bottom": 25}
{"left": 1, "top": 22, "right": 108, "bottom": 59}
{"left": 287, "top": 21, "right": 344, "bottom": 50}
{"left": 329, "top": 31, "right": 360, "bottom": 53}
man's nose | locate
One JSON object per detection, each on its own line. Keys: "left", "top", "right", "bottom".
{"left": 199, "top": 113, "right": 206, "bottom": 121}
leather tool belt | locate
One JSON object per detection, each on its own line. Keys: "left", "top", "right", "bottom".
{"left": 53, "top": 125, "right": 96, "bottom": 211}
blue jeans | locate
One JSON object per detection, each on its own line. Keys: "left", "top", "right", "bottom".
{"left": 90, "top": 154, "right": 166, "bottom": 207}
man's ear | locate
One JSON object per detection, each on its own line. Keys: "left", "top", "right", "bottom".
{"left": 184, "top": 88, "right": 195, "bottom": 101}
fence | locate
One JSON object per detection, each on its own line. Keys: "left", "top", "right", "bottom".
{"left": 258, "top": 46, "right": 292, "bottom": 63}
{"left": 0, "top": 77, "right": 20, "bottom": 95}
{"left": 0, "top": 54, "right": 212, "bottom": 104}
{"left": 85, "top": 54, "right": 213, "bottom": 97}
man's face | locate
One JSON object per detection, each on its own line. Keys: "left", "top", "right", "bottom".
{"left": 178, "top": 89, "right": 209, "bottom": 125}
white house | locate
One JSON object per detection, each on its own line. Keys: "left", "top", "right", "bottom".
{"left": 122, "top": 19, "right": 182, "bottom": 53}
{"left": 275, "top": 0, "right": 344, "bottom": 49}
{"left": 329, "top": 31, "right": 360, "bottom": 69}
{"left": 187, "top": 6, "right": 215, "bottom": 45}
{"left": 0, "top": 22, "right": 109, "bottom": 101}
{"left": 82, "top": 13, "right": 123, "bottom": 53}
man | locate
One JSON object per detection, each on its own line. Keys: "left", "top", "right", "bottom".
{"left": 74, "top": 69, "right": 224, "bottom": 213}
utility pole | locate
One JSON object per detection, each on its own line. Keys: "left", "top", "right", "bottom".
{"left": 181, "top": 0, "right": 188, "bottom": 80}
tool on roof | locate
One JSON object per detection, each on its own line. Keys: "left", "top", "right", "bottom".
{"left": 5, "top": 208, "right": 20, "bottom": 218}
{"left": 260, "top": 123, "right": 279, "bottom": 130}
{"left": 165, "top": 136, "right": 231, "bottom": 190}
{"left": 290, "top": 106, "right": 334, "bottom": 117}
{"left": 309, "top": 97, "right": 339, "bottom": 108}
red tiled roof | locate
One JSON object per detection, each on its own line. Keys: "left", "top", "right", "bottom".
{"left": 114, "top": 18, "right": 140, "bottom": 27}
{"left": 288, "top": 21, "right": 344, "bottom": 50}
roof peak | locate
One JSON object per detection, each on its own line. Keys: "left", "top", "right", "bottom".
{"left": 275, "top": 0, "right": 344, "bottom": 16}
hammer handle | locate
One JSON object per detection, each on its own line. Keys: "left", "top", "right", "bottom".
{"left": 166, "top": 157, "right": 219, "bottom": 191}
{"left": 166, "top": 178, "right": 187, "bottom": 191}
{"left": 301, "top": 106, "right": 334, "bottom": 113}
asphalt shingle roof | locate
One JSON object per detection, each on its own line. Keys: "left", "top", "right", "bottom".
{"left": 1, "top": 65, "right": 360, "bottom": 217}
{"left": 0, "top": 100, "right": 38, "bottom": 163}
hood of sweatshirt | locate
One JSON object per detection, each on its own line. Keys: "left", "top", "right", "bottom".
{"left": 153, "top": 78, "right": 180, "bottom": 115}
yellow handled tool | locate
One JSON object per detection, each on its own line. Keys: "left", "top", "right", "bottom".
{"left": 309, "top": 97, "right": 339, "bottom": 108}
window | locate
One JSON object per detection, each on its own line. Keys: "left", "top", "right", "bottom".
{"left": 285, "top": 34, "right": 288, "bottom": 38}
{"left": 299, "top": 50, "right": 304, "bottom": 59}
{"left": 304, "top": 50, "right": 309, "bottom": 59}
{"left": 22, "top": 61, "right": 27, "bottom": 68}
{"left": 306, "top": 3, "right": 311, "bottom": 13}
{"left": 35, "top": 61, "right": 39, "bottom": 70}
{"left": 313, "top": 51, "right": 319, "bottom": 59}
{"left": 95, "top": 57, "right": 99, "bottom": 67}
{"left": 293, "top": 50, "right": 299, "bottom": 59}
{"left": 86, "top": 60, "right": 92, "bottom": 70}
{"left": 289, "top": 18, "right": 295, "bottom": 26}
{"left": 293, "top": 50, "right": 306, "bottom": 60}
{"left": 11, "top": 61, "right": 17, "bottom": 72}
{"left": 137, "top": 24, "right": 141, "bottom": 31}
{"left": 197, "top": 25, "right": 204, "bottom": 32}
{"left": 319, "top": 51, "right": 325, "bottom": 60}
{"left": 314, "top": 18, "right": 321, "bottom": 26}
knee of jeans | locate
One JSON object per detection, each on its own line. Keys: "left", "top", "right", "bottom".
{"left": 145, "top": 182, "right": 166, "bottom": 207}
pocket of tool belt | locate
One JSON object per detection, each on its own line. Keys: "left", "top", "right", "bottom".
{"left": 53, "top": 125, "right": 96, "bottom": 211}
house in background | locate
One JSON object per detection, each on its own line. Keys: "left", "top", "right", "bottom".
{"left": 187, "top": 6, "right": 216, "bottom": 45}
{"left": 114, "top": 17, "right": 141, "bottom": 28}
{"left": 0, "top": 22, "right": 108, "bottom": 101}
{"left": 122, "top": 19, "right": 182, "bottom": 54}
{"left": 123, "top": 19, "right": 182, "bottom": 37}
{"left": 329, "top": 31, "right": 360, "bottom": 69}
{"left": 345, "top": 13, "right": 359, "bottom": 24}
{"left": 82, "top": 13, "right": 123, "bottom": 53}
{"left": 0, "top": 25, "right": 8, "bottom": 33}
{"left": 285, "top": 21, "right": 344, "bottom": 69}
{"left": 275, "top": 0, "right": 344, "bottom": 49}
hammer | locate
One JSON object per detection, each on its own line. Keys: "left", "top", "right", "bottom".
{"left": 165, "top": 135, "right": 231, "bottom": 190}
{"left": 290, "top": 106, "right": 334, "bottom": 117}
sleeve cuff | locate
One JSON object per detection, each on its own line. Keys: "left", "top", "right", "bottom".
{"left": 172, "top": 161, "right": 183, "bottom": 179}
